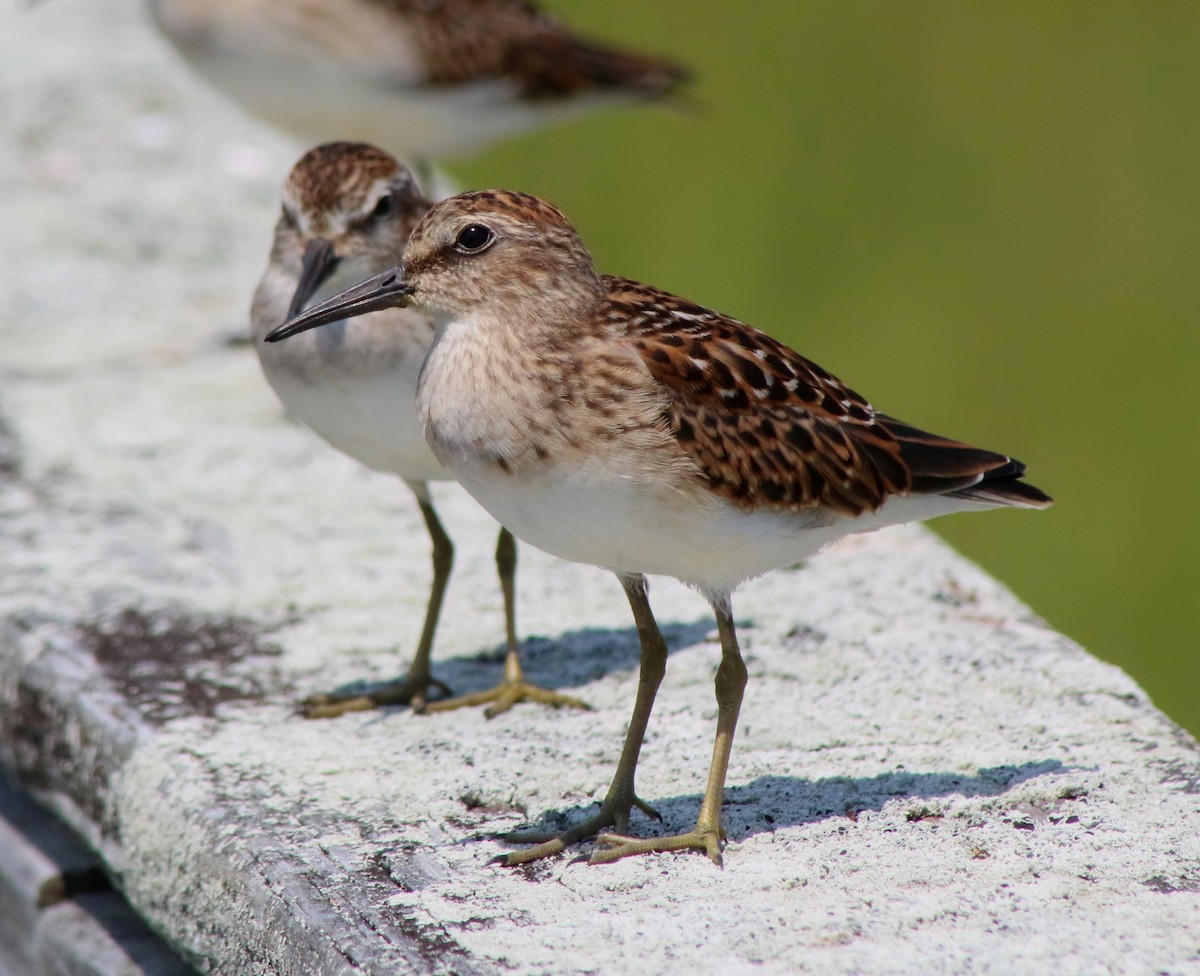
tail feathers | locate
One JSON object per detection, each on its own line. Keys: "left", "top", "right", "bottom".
{"left": 948, "top": 475, "right": 1053, "bottom": 509}
{"left": 877, "top": 414, "right": 1053, "bottom": 510}
{"left": 513, "top": 33, "right": 688, "bottom": 99}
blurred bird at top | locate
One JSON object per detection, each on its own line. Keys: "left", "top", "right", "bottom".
{"left": 144, "top": 0, "right": 688, "bottom": 164}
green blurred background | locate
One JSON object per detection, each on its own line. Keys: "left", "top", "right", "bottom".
{"left": 455, "top": 1, "right": 1199, "bottom": 734}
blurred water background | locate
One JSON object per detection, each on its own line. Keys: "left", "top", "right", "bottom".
{"left": 455, "top": 1, "right": 1199, "bottom": 734}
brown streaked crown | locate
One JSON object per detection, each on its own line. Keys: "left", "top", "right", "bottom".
{"left": 275, "top": 142, "right": 431, "bottom": 265}
{"left": 282, "top": 142, "right": 427, "bottom": 229}
{"left": 402, "top": 190, "right": 605, "bottom": 317}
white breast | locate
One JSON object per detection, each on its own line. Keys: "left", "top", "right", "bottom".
{"left": 262, "top": 342, "right": 443, "bottom": 481}
{"left": 252, "top": 270, "right": 445, "bottom": 483}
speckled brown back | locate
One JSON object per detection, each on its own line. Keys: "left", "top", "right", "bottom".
{"left": 375, "top": 0, "right": 687, "bottom": 97}
{"left": 605, "top": 277, "right": 1049, "bottom": 516}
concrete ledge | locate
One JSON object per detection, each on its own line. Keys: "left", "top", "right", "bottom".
{"left": 4, "top": 1, "right": 1200, "bottom": 973}
{"left": 0, "top": 777, "right": 198, "bottom": 976}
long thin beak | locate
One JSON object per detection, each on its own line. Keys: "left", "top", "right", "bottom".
{"left": 287, "top": 238, "right": 340, "bottom": 320}
{"left": 265, "top": 268, "right": 415, "bottom": 343}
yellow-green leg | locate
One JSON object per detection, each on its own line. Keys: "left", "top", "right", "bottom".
{"left": 592, "top": 592, "right": 747, "bottom": 866}
{"left": 425, "top": 527, "right": 590, "bottom": 718}
{"left": 501, "top": 574, "right": 666, "bottom": 865}
{"left": 302, "top": 491, "right": 454, "bottom": 718}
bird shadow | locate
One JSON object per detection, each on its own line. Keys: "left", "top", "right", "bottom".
{"left": 319, "top": 618, "right": 716, "bottom": 704}
{"left": 493, "top": 759, "right": 1067, "bottom": 851}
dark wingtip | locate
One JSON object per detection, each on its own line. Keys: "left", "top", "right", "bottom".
{"left": 952, "top": 476, "right": 1054, "bottom": 509}
{"left": 514, "top": 33, "right": 690, "bottom": 100}
{"left": 877, "top": 414, "right": 1052, "bottom": 510}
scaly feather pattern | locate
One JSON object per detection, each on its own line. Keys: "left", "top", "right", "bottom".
{"left": 605, "top": 277, "right": 1050, "bottom": 516}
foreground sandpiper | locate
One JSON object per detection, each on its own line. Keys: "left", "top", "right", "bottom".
{"left": 253, "top": 148, "right": 587, "bottom": 718}
{"left": 146, "top": 0, "right": 688, "bottom": 163}
{"left": 267, "top": 190, "right": 1052, "bottom": 865}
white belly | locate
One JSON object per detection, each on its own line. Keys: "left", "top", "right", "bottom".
{"left": 258, "top": 320, "right": 445, "bottom": 483}
{"left": 443, "top": 449, "right": 1001, "bottom": 594}
{"left": 267, "top": 358, "right": 442, "bottom": 482}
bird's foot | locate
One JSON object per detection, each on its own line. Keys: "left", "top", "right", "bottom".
{"left": 592, "top": 826, "right": 724, "bottom": 866}
{"left": 498, "top": 794, "right": 662, "bottom": 866}
{"left": 300, "top": 674, "right": 452, "bottom": 719}
{"left": 423, "top": 680, "right": 590, "bottom": 719}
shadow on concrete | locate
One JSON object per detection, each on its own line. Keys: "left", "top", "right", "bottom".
{"left": 495, "top": 758, "right": 1066, "bottom": 850}
{"left": 321, "top": 618, "right": 717, "bottom": 704}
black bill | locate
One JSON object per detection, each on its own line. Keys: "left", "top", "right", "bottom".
{"left": 265, "top": 267, "right": 415, "bottom": 343}
{"left": 286, "top": 237, "right": 340, "bottom": 320}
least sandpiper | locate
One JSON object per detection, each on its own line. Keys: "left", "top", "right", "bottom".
{"left": 146, "top": 0, "right": 687, "bottom": 163}
{"left": 266, "top": 190, "right": 1052, "bottom": 865}
{"left": 253, "top": 148, "right": 587, "bottom": 718}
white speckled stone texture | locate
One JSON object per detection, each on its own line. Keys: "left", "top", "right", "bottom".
{"left": 1, "top": 2, "right": 1198, "bottom": 974}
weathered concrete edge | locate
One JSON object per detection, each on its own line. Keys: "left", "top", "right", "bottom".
{"left": 0, "top": 774, "right": 199, "bottom": 976}
{"left": 4, "top": 536, "right": 1200, "bottom": 975}
{"left": 0, "top": 622, "right": 483, "bottom": 976}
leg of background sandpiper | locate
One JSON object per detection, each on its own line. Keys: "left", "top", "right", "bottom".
{"left": 302, "top": 485, "right": 454, "bottom": 718}
{"left": 501, "top": 573, "right": 667, "bottom": 865}
{"left": 426, "top": 527, "right": 590, "bottom": 717}
{"left": 592, "top": 591, "right": 748, "bottom": 865}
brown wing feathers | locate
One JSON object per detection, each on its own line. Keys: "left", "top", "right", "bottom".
{"left": 615, "top": 278, "right": 1051, "bottom": 514}
{"left": 397, "top": 0, "right": 685, "bottom": 98}
{"left": 506, "top": 29, "right": 687, "bottom": 98}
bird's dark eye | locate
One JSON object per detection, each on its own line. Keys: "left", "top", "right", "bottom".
{"left": 454, "top": 223, "right": 494, "bottom": 253}
{"left": 371, "top": 193, "right": 393, "bottom": 220}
